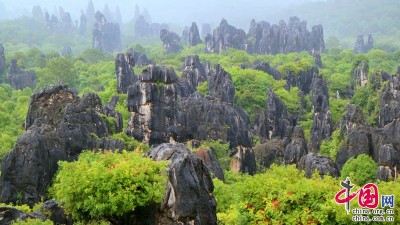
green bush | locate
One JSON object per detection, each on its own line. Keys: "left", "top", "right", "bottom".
{"left": 340, "top": 154, "right": 378, "bottom": 186}
{"left": 320, "top": 129, "right": 344, "bottom": 160}
{"left": 196, "top": 81, "right": 208, "bottom": 95}
{"left": 51, "top": 151, "right": 167, "bottom": 223}
{"left": 12, "top": 218, "right": 52, "bottom": 225}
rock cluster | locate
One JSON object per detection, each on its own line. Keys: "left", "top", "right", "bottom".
{"left": 188, "top": 22, "right": 202, "bottom": 46}
{"left": 124, "top": 55, "right": 256, "bottom": 174}
{"left": 44, "top": 9, "right": 73, "bottom": 34}
{"left": 0, "top": 85, "right": 124, "bottom": 206}
{"left": 205, "top": 19, "right": 246, "bottom": 54}
{"left": 310, "top": 74, "right": 332, "bottom": 152}
{"left": 0, "top": 43, "right": 5, "bottom": 75}
{"left": 147, "top": 143, "right": 217, "bottom": 225}
{"left": 115, "top": 50, "right": 137, "bottom": 94}
{"left": 6, "top": 59, "right": 37, "bottom": 90}
{"left": 353, "top": 34, "right": 373, "bottom": 53}
{"left": 92, "top": 11, "right": 121, "bottom": 53}
{"left": 205, "top": 17, "right": 324, "bottom": 55}
{"left": 160, "top": 29, "right": 183, "bottom": 54}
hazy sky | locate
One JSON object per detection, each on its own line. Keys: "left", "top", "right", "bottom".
{"left": 0, "top": 0, "right": 322, "bottom": 29}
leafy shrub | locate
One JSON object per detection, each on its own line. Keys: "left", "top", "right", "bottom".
{"left": 320, "top": 129, "right": 344, "bottom": 160}
{"left": 51, "top": 151, "right": 167, "bottom": 223}
{"left": 196, "top": 81, "right": 208, "bottom": 95}
{"left": 110, "top": 133, "right": 149, "bottom": 152}
{"left": 340, "top": 154, "right": 378, "bottom": 186}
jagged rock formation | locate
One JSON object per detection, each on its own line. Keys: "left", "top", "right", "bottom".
{"left": 189, "top": 22, "right": 202, "bottom": 46}
{"left": 252, "top": 61, "right": 281, "bottom": 80}
{"left": 246, "top": 16, "right": 325, "bottom": 55}
{"left": 284, "top": 126, "right": 307, "bottom": 164}
{"left": 310, "top": 74, "right": 332, "bottom": 152}
{"left": 376, "top": 144, "right": 399, "bottom": 181}
{"left": 182, "top": 55, "right": 207, "bottom": 89}
{"left": 124, "top": 58, "right": 256, "bottom": 174}
{"left": 0, "top": 207, "right": 46, "bottom": 224}
{"left": 44, "top": 10, "right": 73, "bottom": 34}
{"left": 352, "top": 60, "right": 369, "bottom": 88}
{"left": 92, "top": 11, "right": 121, "bottom": 53}
{"left": 253, "top": 138, "right": 284, "bottom": 167}
{"left": 202, "top": 23, "right": 211, "bottom": 38}
{"left": 147, "top": 143, "right": 217, "bottom": 225}
{"left": 353, "top": 34, "right": 373, "bottom": 53}
{"left": 6, "top": 59, "right": 37, "bottom": 90}
{"left": 79, "top": 12, "right": 87, "bottom": 35}
{"left": 115, "top": 50, "right": 137, "bottom": 94}
{"left": 182, "top": 26, "right": 189, "bottom": 43}
{"left": 0, "top": 85, "right": 124, "bottom": 206}
{"left": 102, "top": 96, "right": 124, "bottom": 133}
{"left": 207, "top": 64, "right": 235, "bottom": 104}
{"left": 255, "top": 90, "right": 293, "bottom": 143}
{"left": 312, "top": 49, "right": 322, "bottom": 68}
{"left": 194, "top": 148, "right": 225, "bottom": 180}
{"left": 286, "top": 66, "right": 319, "bottom": 94}
{"left": 298, "top": 153, "right": 340, "bottom": 178}
{"left": 0, "top": 43, "right": 5, "bottom": 75}
{"left": 378, "top": 75, "right": 400, "bottom": 127}
{"left": 160, "top": 29, "right": 183, "bottom": 54}
{"left": 132, "top": 50, "right": 154, "bottom": 67}
{"left": 205, "top": 19, "right": 246, "bottom": 54}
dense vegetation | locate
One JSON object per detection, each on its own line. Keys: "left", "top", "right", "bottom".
{"left": 1, "top": 1, "right": 400, "bottom": 223}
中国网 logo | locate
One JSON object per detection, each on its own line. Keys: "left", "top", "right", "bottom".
{"left": 334, "top": 177, "right": 395, "bottom": 222}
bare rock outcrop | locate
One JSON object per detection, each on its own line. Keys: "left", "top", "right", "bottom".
{"left": 147, "top": 143, "right": 217, "bottom": 225}
{"left": 0, "top": 85, "right": 123, "bottom": 206}
{"left": 246, "top": 16, "right": 325, "bottom": 55}
{"left": 0, "top": 43, "right": 5, "bottom": 75}
{"left": 310, "top": 74, "right": 332, "bottom": 152}
{"left": 298, "top": 153, "right": 340, "bottom": 178}
{"left": 6, "top": 59, "right": 37, "bottom": 90}
{"left": 353, "top": 34, "right": 373, "bottom": 53}
{"left": 115, "top": 49, "right": 137, "bottom": 94}
{"left": 92, "top": 11, "right": 121, "bottom": 53}
{"left": 160, "top": 29, "right": 182, "bottom": 54}
{"left": 205, "top": 19, "right": 246, "bottom": 54}
{"left": 189, "top": 22, "right": 202, "bottom": 46}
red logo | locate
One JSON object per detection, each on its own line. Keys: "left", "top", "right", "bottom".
{"left": 335, "top": 177, "right": 379, "bottom": 213}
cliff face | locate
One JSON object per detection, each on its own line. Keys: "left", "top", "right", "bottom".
{"left": 6, "top": 59, "right": 37, "bottom": 90}
{"left": 92, "top": 11, "right": 121, "bottom": 53}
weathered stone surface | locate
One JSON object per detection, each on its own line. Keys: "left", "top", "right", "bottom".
{"left": 335, "top": 104, "right": 365, "bottom": 135}
{"left": 45, "top": 10, "right": 73, "bottom": 34}
{"left": 160, "top": 29, "right": 182, "bottom": 54}
{"left": 125, "top": 62, "right": 256, "bottom": 174}
{"left": 147, "top": 143, "right": 217, "bottom": 225}
{"left": 378, "top": 75, "right": 400, "bottom": 127}
{"left": 101, "top": 96, "right": 124, "bottom": 133}
{"left": 189, "top": 22, "right": 202, "bottom": 46}
{"left": 246, "top": 16, "right": 325, "bottom": 55}
{"left": 252, "top": 61, "right": 281, "bottom": 80}
{"left": 195, "top": 148, "right": 224, "bottom": 180}
{"left": 298, "top": 153, "right": 340, "bottom": 178}
{"left": 353, "top": 34, "right": 373, "bottom": 53}
{"left": 0, "top": 207, "right": 46, "bottom": 225}
{"left": 0, "top": 85, "right": 123, "bottom": 206}
{"left": 0, "top": 43, "right": 5, "bottom": 75}
{"left": 352, "top": 60, "right": 368, "bottom": 88}
{"left": 255, "top": 90, "right": 293, "bottom": 142}
{"left": 230, "top": 146, "right": 256, "bottom": 175}
{"left": 254, "top": 138, "right": 284, "bottom": 168}
{"left": 286, "top": 66, "right": 318, "bottom": 94}
{"left": 207, "top": 64, "right": 235, "bottom": 104}
{"left": 310, "top": 74, "right": 332, "bottom": 151}
{"left": 182, "top": 55, "right": 207, "bottom": 89}
{"left": 284, "top": 126, "right": 307, "bottom": 165}
{"left": 312, "top": 49, "right": 322, "bottom": 68}
{"left": 205, "top": 19, "right": 246, "bottom": 54}
{"left": 115, "top": 50, "right": 137, "bottom": 94}
{"left": 132, "top": 50, "right": 154, "bottom": 67}
{"left": 92, "top": 11, "right": 121, "bottom": 53}
{"left": 6, "top": 59, "right": 37, "bottom": 90}
{"left": 39, "top": 200, "right": 72, "bottom": 225}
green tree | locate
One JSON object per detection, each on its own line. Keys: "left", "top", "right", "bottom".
{"left": 340, "top": 154, "right": 378, "bottom": 186}
{"left": 51, "top": 151, "right": 167, "bottom": 224}
{"left": 37, "top": 57, "right": 77, "bottom": 87}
